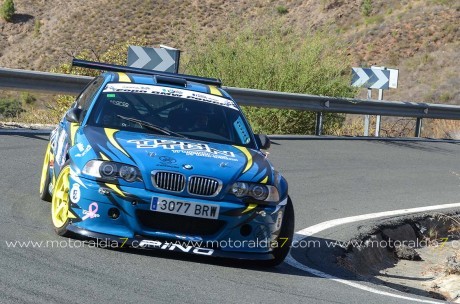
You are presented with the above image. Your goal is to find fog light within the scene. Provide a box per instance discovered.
[240,224,252,237]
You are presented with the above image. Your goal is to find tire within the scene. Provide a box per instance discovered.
[39,143,52,202]
[51,161,72,237]
[262,196,295,267]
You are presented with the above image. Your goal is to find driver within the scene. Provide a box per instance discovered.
[191,113,209,130]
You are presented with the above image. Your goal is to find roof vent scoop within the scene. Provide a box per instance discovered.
[155,75,187,87]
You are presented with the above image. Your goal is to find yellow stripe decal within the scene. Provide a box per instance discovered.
[118,72,131,83]
[209,85,222,96]
[70,123,79,146]
[100,152,110,161]
[242,203,257,214]
[105,183,125,197]
[234,146,252,173]
[260,176,268,184]
[104,128,130,157]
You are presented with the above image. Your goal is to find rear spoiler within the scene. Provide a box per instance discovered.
[72,58,222,87]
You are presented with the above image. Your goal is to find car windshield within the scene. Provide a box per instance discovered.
[87,83,255,147]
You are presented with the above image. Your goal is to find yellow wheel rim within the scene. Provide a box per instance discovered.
[51,166,70,228]
[39,143,51,194]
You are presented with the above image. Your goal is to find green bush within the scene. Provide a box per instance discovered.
[361,0,373,17]
[21,92,36,104]
[0,98,24,118]
[276,5,288,15]
[34,18,41,36]
[1,0,15,22]
[183,25,356,134]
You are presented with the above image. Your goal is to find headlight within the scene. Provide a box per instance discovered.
[250,184,269,201]
[230,182,249,197]
[83,160,142,183]
[229,182,279,203]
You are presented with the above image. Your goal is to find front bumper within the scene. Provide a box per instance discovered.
[67,175,286,257]
[67,226,275,260]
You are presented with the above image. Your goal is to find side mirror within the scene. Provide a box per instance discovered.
[256,134,271,150]
[65,108,82,123]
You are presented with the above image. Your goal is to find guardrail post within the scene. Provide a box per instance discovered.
[415,118,423,137]
[315,112,323,136]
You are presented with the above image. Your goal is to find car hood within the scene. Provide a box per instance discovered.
[80,127,274,191]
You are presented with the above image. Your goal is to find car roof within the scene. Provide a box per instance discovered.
[103,72,232,99]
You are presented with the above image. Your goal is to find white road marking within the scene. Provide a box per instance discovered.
[285,202,460,303]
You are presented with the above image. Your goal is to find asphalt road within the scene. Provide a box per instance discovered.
[1,131,459,304]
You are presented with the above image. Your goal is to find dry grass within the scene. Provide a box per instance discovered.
[334,115,460,139]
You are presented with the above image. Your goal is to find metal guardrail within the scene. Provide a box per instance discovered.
[1,67,460,137]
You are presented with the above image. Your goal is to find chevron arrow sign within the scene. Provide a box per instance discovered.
[351,67,390,89]
[127,46,179,73]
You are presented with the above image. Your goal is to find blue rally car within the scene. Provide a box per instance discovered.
[39,59,294,265]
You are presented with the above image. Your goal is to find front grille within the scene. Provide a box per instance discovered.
[152,171,185,192]
[136,210,225,236]
[188,176,221,196]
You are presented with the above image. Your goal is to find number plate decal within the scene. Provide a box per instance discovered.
[150,197,220,219]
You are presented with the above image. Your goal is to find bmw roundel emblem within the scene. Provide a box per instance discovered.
[183,164,193,170]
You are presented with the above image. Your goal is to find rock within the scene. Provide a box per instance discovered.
[446,255,460,275]
[395,245,422,261]
[447,131,460,140]
[383,224,418,243]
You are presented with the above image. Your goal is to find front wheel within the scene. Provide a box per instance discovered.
[263,196,295,267]
[51,162,72,237]
[39,143,52,202]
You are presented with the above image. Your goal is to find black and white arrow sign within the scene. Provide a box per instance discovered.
[127,46,179,73]
[351,67,390,89]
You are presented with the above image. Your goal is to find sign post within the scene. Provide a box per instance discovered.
[351,67,399,137]
[375,89,384,136]
[364,89,371,136]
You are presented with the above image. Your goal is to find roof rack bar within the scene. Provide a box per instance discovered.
[72,58,222,87]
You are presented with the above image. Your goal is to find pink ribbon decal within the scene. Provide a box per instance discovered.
[82,202,99,220]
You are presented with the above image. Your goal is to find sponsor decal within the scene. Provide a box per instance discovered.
[50,128,58,150]
[156,155,179,168]
[109,100,129,108]
[75,143,92,157]
[55,130,67,166]
[159,156,176,164]
[103,83,237,110]
[127,139,238,162]
[275,211,283,230]
[147,151,156,158]
[138,240,214,256]
[70,184,81,204]
[82,202,100,220]
[161,88,184,96]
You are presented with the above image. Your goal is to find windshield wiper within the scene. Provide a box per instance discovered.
[117,115,187,138]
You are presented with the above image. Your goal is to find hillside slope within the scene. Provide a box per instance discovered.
[0,0,458,104]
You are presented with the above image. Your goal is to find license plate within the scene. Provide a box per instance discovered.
[150,197,220,219]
